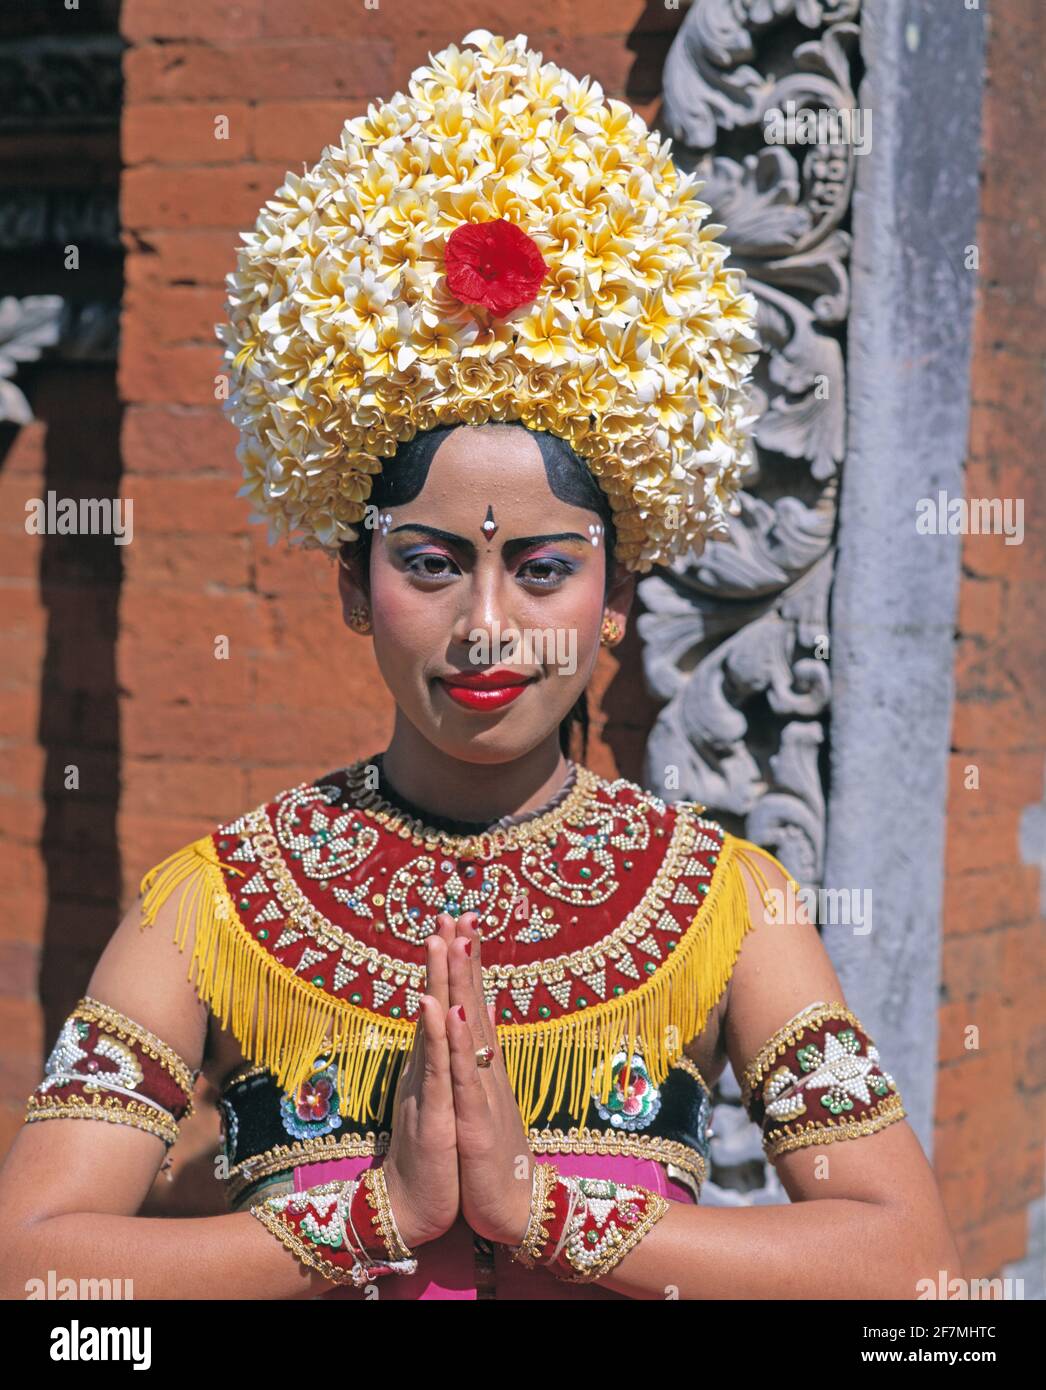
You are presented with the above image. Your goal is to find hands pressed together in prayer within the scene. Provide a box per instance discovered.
[380,911,535,1253]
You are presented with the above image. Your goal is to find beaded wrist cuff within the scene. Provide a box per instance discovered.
[741,1000,907,1161]
[508,1161,670,1284]
[24,995,197,1147]
[250,1166,418,1288]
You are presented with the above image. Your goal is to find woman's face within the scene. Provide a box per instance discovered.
[340,424,634,764]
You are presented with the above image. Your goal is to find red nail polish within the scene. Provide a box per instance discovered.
[457,1004,466,1022]
[464,940,472,957]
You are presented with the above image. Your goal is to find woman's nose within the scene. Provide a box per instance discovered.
[452,569,521,658]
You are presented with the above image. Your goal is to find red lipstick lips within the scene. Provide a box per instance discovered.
[438,668,536,711]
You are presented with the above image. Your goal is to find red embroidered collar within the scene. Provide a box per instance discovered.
[140,759,782,1126]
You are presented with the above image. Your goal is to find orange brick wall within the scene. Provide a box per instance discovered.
[937,0,1045,1280]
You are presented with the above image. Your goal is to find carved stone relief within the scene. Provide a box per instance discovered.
[0,296,118,424]
[0,35,123,129]
[639,0,863,1206]
[642,0,860,881]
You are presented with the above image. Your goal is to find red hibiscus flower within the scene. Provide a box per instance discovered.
[444,218,548,316]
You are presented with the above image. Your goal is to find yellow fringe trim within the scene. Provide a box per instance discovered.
[138,831,798,1128]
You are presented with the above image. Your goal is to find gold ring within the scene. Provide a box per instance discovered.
[475,1046,495,1069]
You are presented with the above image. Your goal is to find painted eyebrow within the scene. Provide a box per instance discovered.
[387,523,589,559]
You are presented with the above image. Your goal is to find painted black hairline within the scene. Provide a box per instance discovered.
[339,421,618,600]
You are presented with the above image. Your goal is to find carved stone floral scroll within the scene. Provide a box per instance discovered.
[639,0,863,1206]
[640,0,862,892]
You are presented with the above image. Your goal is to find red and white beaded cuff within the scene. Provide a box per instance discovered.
[24,995,197,1147]
[741,1000,907,1161]
[507,1161,670,1283]
[250,1165,418,1288]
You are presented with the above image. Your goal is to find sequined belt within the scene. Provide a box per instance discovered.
[218,1049,714,1207]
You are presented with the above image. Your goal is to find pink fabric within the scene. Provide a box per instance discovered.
[294,1152,696,1300]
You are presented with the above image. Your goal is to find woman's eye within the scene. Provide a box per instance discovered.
[406,553,458,579]
[519,559,573,587]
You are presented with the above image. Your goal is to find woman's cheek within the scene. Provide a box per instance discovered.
[369,582,433,697]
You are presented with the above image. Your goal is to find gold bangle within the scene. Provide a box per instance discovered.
[365,1165,415,1263]
[508,1160,560,1268]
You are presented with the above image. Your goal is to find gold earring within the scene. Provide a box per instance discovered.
[347,604,373,635]
[600,614,622,647]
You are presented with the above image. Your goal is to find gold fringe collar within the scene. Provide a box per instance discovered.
[138,830,794,1128]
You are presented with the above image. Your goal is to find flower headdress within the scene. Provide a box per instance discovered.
[218,29,760,574]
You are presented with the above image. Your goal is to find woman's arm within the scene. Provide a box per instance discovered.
[585,854,962,1300]
[0,891,335,1300]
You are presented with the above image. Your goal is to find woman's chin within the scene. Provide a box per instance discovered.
[415,710,544,764]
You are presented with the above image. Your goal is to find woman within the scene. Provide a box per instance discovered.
[0,30,959,1299]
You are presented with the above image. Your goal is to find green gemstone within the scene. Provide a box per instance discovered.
[390,1006,401,1018]
[350,992,362,1004]
[698,883,708,894]
[579,866,591,878]
[258,929,269,940]
[501,1008,512,1020]
[644,961,656,974]
[667,940,676,950]
[291,851,301,860]
[538,1005,551,1018]
[585,1230,598,1244]
[708,853,718,864]
[623,860,632,869]
[576,997,587,1008]
[311,975,325,987]
[612,985,624,996]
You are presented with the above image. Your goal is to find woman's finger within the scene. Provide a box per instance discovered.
[418,991,451,1092]
[446,921,496,1060]
[426,924,451,1014]
[445,1000,488,1126]
[452,913,496,1051]
[402,932,447,1089]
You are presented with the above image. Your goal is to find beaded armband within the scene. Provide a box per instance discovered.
[250,1164,418,1288]
[740,1000,906,1161]
[507,1161,670,1284]
[24,995,197,1147]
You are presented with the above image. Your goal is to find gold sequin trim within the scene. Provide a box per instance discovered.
[225,1130,392,1201]
[764,1091,907,1161]
[669,1053,712,1099]
[342,757,597,857]
[528,1125,706,1191]
[221,1061,270,1091]
[222,1122,706,1203]
[76,995,197,1104]
[740,1001,859,1113]
[24,1091,179,1146]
